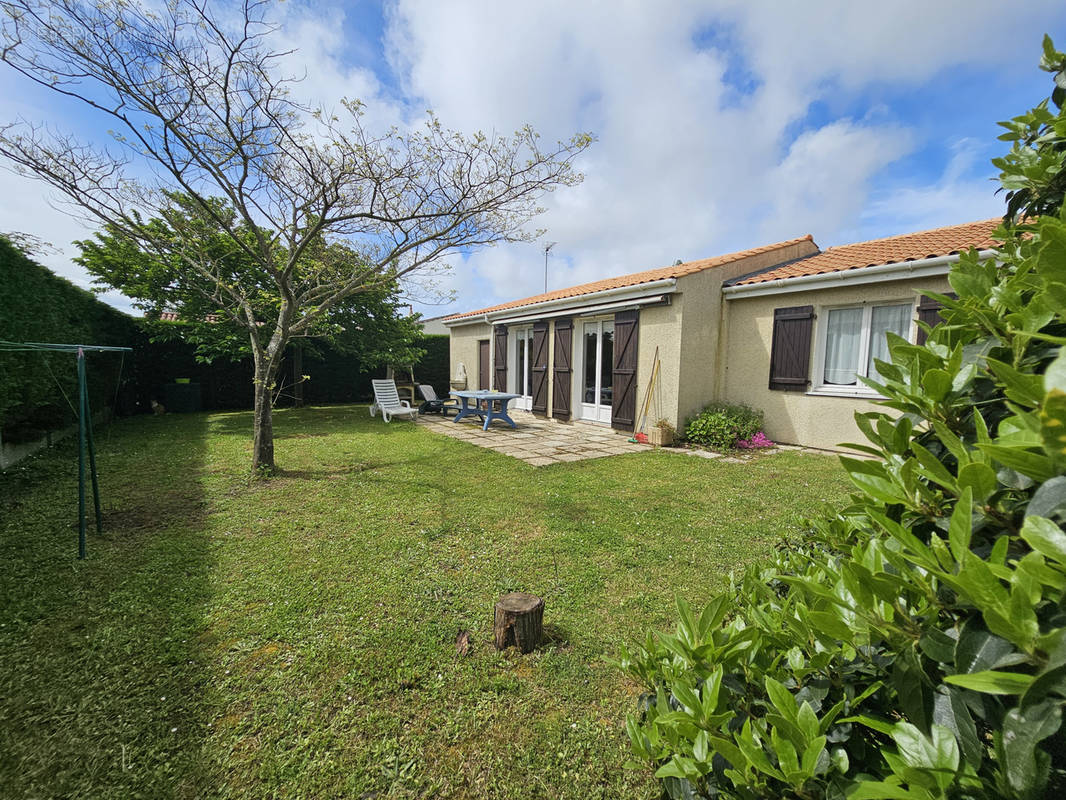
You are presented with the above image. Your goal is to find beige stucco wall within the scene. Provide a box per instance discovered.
[632,301,683,427]
[447,321,491,390]
[674,239,819,428]
[719,275,952,451]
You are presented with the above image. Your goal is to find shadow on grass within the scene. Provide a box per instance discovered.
[0,412,216,797]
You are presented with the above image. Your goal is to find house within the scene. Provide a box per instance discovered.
[442,219,1001,451]
[418,314,451,336]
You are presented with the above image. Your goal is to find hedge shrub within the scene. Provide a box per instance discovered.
[618,41,1066,800]
[619,208,1066,800]
[1,237,452,440]
[0,237,141,440]
[684,403,763,450]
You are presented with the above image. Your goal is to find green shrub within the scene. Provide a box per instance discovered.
[618,39,1066,800]
[684,403,763,449]
[619,212,1066,800]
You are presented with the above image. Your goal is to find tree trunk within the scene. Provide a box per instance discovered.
[252,358,276,473]
[493,593,544,653]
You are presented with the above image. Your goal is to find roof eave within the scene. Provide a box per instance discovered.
[442,278,679,327]
[721,249,998,299]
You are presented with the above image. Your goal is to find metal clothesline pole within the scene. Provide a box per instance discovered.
[0,340,132,559]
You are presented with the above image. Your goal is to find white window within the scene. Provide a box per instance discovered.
[813,302,913,395]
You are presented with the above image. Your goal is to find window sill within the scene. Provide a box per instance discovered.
[806,386,885,400]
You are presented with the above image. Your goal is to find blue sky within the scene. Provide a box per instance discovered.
[2,0,1065,317]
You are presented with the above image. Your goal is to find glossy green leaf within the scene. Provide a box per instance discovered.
[948,486,974,560]
[978,444,1057,482]
[919,628,957,664]
[986,357,1045,407]
[764,677,797,723]
[1028,476,1066,518]
[846,780,935,799]
[943,670,1034,694]
[932,685,983,769]
[1040,389,1066,460]
[893,722,959,790]
[1020,515,1066,564]
[922,368,952,401]
[957,463,998,504]
[893,648,932,733]
[998,701,1060,799]
[706,735,747,773]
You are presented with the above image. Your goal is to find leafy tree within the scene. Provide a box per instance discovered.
[0,0,591,472]
[74,195,426,383]
[619,37,1066,800]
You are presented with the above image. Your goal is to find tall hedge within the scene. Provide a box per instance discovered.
[0,237,141,441]
[1,238,454,440]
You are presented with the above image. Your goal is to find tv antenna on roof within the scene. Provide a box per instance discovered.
[543,241,557,293]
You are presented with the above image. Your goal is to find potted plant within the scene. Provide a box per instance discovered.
[648,418,675,447]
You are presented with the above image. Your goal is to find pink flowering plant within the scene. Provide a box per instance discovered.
[735,431,774,449]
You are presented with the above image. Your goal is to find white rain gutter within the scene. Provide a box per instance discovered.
[495,294,669,325]
[442,278,677,327]
[721,249,997,300]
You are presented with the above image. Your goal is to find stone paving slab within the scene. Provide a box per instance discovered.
[416,410,652,466]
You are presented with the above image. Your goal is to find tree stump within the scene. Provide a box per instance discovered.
[493,592,544,653]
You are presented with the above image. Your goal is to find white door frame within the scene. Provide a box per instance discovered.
[573,317,614,424]
[508,326,534,410]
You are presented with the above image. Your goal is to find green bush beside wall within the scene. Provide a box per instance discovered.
[0,237,141,441]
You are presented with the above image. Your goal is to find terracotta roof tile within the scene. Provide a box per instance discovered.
[444,235,815,321]
[733,219,1002,286]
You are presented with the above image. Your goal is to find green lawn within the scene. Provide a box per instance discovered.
[0,406,851,798]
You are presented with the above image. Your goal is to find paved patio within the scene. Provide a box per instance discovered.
[416,409,652,466]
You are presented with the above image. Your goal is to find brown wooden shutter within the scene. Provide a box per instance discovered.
[768,305,814,391]
[916,293,957,345]
[531,321,549,415]
[552,318,573,420]
[493,325,508,391]
[611,310,639,431]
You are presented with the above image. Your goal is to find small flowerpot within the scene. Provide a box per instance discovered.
[648,427,674,447]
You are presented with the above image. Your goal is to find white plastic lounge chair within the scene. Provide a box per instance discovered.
[369,379,418,422]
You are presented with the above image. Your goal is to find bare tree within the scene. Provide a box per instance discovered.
[0,0,591,472]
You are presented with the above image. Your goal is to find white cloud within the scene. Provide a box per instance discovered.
[1,0,1063,319]
[859,139,1005,237]
[385,0,1061,314]
[759,120,914,243]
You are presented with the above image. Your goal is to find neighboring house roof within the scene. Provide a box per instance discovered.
[731,219,1002,286]
[443,235,815,321]
[419,314,451,335]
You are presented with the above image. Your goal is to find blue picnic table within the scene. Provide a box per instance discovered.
[451,390,522,430]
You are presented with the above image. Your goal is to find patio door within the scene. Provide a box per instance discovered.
[578,319,614,423]
[511,327,535,410]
